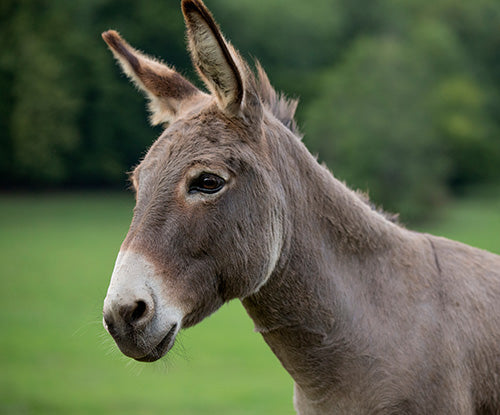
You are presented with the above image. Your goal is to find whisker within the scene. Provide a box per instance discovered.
[173,331,190,362]
[72,320,104,337]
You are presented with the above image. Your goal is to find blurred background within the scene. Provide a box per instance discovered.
[1,0,499,414]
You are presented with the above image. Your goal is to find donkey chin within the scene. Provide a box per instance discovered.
[102,251,184,362]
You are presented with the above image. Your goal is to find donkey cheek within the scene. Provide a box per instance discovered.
[178,276,225,328]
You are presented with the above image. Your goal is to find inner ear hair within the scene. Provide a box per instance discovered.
[102,30,201,126]
[182,0,243,114]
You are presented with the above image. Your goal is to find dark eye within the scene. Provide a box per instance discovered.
[188,173,226,194]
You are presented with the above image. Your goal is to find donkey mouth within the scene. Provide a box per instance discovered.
[135,323,179,362]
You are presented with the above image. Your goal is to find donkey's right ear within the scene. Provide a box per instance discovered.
[102,30,202,126]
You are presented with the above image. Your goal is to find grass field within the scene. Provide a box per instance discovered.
[1,190,499,415]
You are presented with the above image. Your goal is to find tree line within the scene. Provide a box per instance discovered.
[1,0,499,220]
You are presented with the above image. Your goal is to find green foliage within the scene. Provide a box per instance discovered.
[301,1,500,219]
[1,0,187,187]
[431,76,498,185]
[211,0,344,69]
[304,36,449,219]
[0,0,499,219]
[10,12,81,182]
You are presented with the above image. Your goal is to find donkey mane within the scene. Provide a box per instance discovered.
[252,63,399,223]
[255,62,301,136]
[354,189,400,224]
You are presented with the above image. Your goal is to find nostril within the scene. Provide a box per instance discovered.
[114,298,153,327]
[131,300,147,322]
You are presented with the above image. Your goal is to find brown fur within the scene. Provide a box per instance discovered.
[103,1,500,413]
[102,30,202,126]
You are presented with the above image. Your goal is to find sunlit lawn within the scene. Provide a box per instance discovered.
[1,189,499,414]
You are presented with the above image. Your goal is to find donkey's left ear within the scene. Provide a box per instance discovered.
[182,0,259,119]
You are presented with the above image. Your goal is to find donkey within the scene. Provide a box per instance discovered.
[102,1,500,413]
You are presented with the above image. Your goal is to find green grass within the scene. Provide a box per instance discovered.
[0,189,499,414]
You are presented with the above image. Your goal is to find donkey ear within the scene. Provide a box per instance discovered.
[181,0,244,116]
[102,30,202,126]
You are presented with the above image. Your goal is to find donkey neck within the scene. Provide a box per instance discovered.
[242,122,404,401]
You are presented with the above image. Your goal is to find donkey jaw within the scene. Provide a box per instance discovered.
[103,315,181,362]
[132,322,180,362]
[103,251,185,361]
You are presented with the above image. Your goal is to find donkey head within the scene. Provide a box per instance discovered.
[102,0,288,362]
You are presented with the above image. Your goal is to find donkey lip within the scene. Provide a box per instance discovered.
[135,323,178,362]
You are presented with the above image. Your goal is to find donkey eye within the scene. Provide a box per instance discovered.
[188,173,225,194]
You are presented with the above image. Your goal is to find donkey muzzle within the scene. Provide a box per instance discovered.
[103,250,183,361]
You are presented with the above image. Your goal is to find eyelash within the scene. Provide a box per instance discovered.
[188,173,226,194]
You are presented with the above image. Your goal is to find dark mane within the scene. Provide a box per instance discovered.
[255,62,301,137]
[253,62,399,224]
[354,189,400,224]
